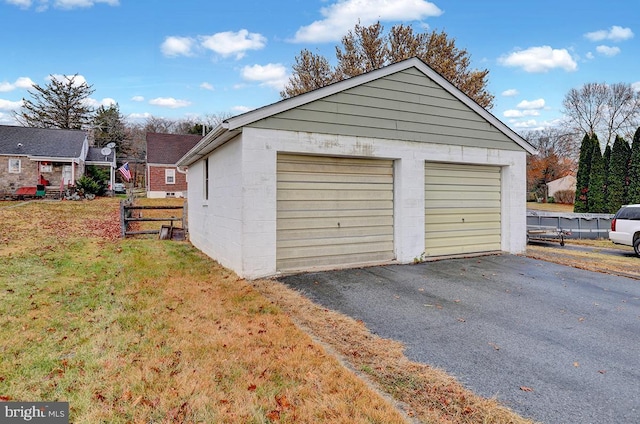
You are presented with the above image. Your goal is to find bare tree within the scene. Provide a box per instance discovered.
[14,74,94,129]
[562,82,640,145]
[282,22,494,109]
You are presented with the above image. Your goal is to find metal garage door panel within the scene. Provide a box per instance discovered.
[277,154,394,272]
[425,162,501,256]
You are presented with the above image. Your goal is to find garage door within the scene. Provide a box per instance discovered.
[277,154,394,272]
[424,162,501,256]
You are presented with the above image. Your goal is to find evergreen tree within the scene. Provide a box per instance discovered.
[93,104,126,149]
[627,127,640,204]
[574,133,594,212]
[607,135,631,213]
[588,138,606,212]
[14,74,94,129]
[603,143,612,208]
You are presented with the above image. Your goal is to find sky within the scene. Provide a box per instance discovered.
[1,0,638,134]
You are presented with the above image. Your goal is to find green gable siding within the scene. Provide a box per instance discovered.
[248,67,523,151]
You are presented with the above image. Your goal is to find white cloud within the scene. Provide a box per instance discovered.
[232,105,253,114]
[54,0,118,8]
[503,109,540,118]
[5,0,31,8]
[595,45,621,57]
[200,29,266,59]
[632,82,640,92]
[131,95,144,102]
[517,98,545,110]
[498,46,577,73]
[6,0,119,10]
[200,82,214,91]
[501,88,519,97]
[0,98,24,110]
[511,119,541,129]
[149,97,191,108]
[0,77,34,92]
[161,36,196,57]
[585,52,595,60]
[241,63,289,90]
[48,74,89,86]
[584,25,634,42]
[292,0,442,43]
[83,97,116,108]
[127,112,152,120]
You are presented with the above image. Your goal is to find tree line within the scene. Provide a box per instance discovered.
[13,74,228,162]
[573,128,640,214]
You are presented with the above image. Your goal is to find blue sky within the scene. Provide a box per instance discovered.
[1,0,638,134]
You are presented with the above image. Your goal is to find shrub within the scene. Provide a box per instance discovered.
[554,190,575,204]
[75,175,101,196]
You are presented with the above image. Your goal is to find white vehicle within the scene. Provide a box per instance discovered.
[113,182,126,194]
[609,204,640,256]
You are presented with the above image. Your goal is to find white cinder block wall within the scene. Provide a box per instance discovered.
[188,127,528,279]
[188,137,244,274]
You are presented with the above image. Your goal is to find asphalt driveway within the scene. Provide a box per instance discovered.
[278,254,640,424]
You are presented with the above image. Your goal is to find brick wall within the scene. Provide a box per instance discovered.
[148,165,187,192]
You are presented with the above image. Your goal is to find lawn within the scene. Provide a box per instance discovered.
[0,198,535,423]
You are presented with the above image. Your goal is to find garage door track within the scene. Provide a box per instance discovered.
[278,254,640,424]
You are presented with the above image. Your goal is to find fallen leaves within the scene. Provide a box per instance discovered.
[519,386,534,392]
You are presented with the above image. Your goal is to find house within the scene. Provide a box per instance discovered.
[547,175,576,199]
[177,57,537,279]
[145,132,202,198]
[0,125,90,193]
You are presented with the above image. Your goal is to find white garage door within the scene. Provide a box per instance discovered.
[425,162,501,256]
[277,154,394,272]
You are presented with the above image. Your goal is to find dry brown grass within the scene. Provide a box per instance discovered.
[253,280,535,424]
[0,198,408,423]
[526,202,574,213]
[526,242,640,279]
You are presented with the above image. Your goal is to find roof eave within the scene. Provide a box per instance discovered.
[177,123,239,167]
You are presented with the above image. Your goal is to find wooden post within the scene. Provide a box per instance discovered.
[119,200,126,238]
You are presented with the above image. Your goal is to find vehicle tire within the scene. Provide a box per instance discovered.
[634,238,640,257]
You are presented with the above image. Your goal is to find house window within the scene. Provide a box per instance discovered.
[40,162,53,172]
[165,169,176,184]
[8,159,21,173]
[204,158,209,201]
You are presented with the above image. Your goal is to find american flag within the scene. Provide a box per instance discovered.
[118,162,132,182]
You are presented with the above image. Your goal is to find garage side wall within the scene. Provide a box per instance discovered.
[187,136,244,274]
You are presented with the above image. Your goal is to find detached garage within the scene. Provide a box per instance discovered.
[178,57,536,279]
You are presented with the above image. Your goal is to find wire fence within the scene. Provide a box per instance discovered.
[527,210,614,240]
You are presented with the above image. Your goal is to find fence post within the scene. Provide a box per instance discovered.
[120,200,126,238]
[182,199,188,234]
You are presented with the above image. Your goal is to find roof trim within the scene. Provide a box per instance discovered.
[177,57,537,165]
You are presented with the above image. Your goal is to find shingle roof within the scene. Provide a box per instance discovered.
[0,125,87,158]
[146,132,202,165]
[86,146,115,163]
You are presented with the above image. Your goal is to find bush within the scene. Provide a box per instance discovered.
[75,175,101,196]
[554,190,575,204]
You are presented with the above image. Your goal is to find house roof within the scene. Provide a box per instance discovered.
[178,57,537,166]
[0,125,87,159]
[86,146,115,164]
[146,132,203,165]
